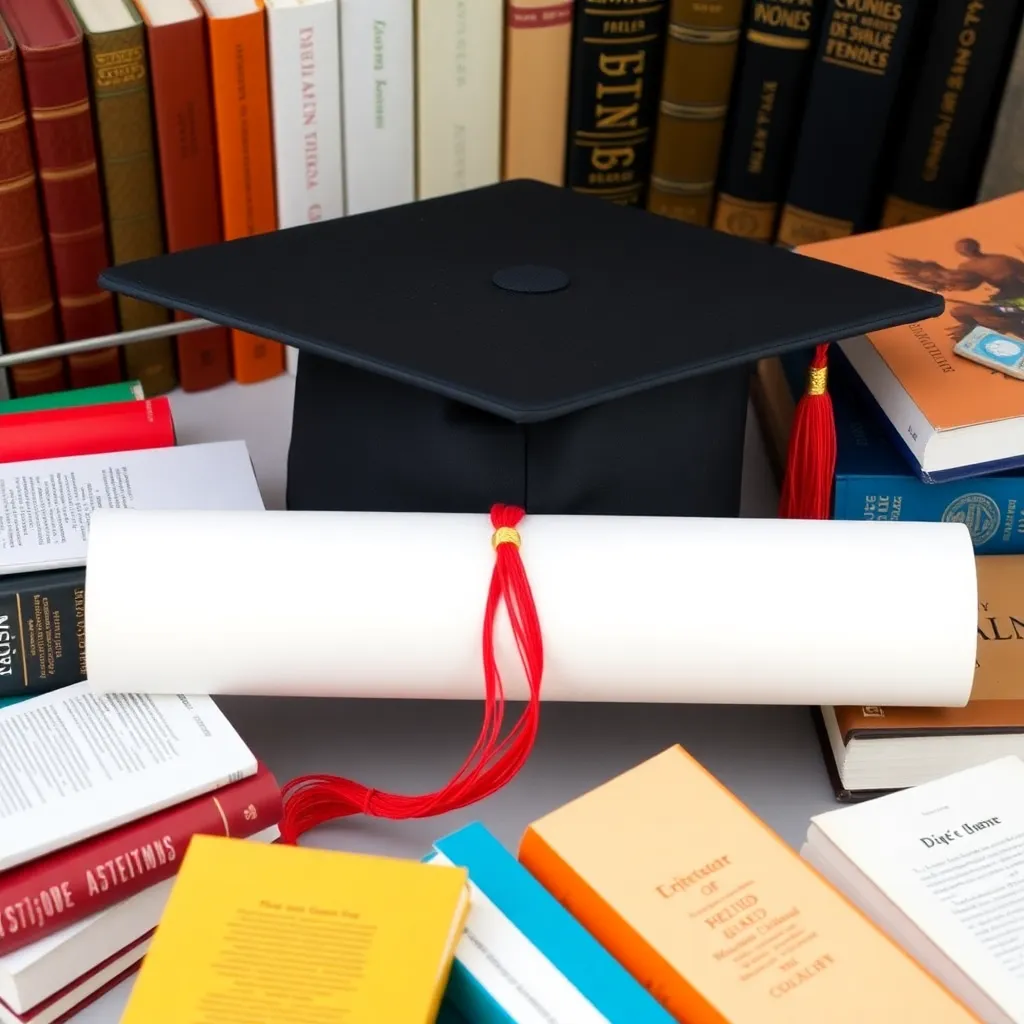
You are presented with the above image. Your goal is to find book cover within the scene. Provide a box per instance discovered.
[977,22,1024,202]
[0,378,141,415]
[118,837,470,1024]
[519,745,981,1022]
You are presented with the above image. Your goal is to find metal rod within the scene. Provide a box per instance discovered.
[0,317,216,369]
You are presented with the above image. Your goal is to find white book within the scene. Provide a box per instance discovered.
[0,825,279,1020]
[802,756,1024,1024]
[340,0,415,215]
[0,684,258,873]
[416,0,504,200]
[0,439,264,575]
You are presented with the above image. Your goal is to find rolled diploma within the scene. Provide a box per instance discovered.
[84,510,978,706]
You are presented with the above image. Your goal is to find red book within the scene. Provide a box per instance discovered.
[0,0,122,390]
[0,397,175,463]
[0,764,281,956]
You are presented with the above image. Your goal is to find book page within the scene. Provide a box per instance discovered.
[811,755,1024,1020]
[0,684,257,873]
[0,440,264,575]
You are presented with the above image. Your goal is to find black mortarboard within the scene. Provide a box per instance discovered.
[98,180,942,519]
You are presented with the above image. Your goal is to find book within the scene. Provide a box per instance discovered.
[502,0,574,187]
[800,192,1024,481]
[802,756,1024,1023]
[0,825,280,1024]
[977,21,1024,202]
[519,745,981,1021]
[71,0,176,396]
[0,19,64,399]
[0,683,257,872]
[646,0,744,227]
[118,836,471,1023]
[0,439,265,575]
[0,764,280,955]
[132,0,233,393]
[339,0,415,215]
[0,396,175,464]
[0,0,122,389]
[0,379,141,415]
[564,0,668,205]
[427,821,676,1023]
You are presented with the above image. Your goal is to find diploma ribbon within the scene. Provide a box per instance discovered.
[278,504,544,843]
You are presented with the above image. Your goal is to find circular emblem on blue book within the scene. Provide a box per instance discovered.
[942,493,1001,545]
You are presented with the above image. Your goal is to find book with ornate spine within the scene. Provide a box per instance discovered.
[502,0,575,186]
[878,0,1024,228]
[0,20,65,398]
[975,16,1024,202]
[0,0,122,389]
[776,0,925,247]
[646,0,743,226]
[71,0,176,396]
[564,0,669,205]
[712,0,824,242]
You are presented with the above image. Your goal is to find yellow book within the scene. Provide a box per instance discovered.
[519,745,981,1024]
[119,835,470,1024]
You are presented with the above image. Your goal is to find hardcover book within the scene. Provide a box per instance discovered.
[977,21,1024,202]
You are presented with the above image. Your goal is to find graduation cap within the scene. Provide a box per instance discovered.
[99,180,942,521]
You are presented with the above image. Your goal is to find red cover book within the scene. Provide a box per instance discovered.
[0,0,122,390]
[0,396,175,462]
[0,19,65,399]
[135,0,232,392]
[0,764,281,955]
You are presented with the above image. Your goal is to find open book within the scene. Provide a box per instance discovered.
[802,756,1024,1023]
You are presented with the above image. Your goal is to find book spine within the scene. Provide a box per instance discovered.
[0,567,86,697]
[415,0,505,200]
[83,20,176,396]
[144,18,232,393]
[776,0,924,247]
[0,378,141,414]
[0,766,282,955]
[976,23,1024,202]
[0,31,66,398]
[339,0,415,215]
[207,8,285,384]
[647,0,744,226]
[14,1,122,388]
[879,0,1024,227]
[564,0,669,205]
[712,0,824,241]
[502,0,575,186]
[267,0,344,229]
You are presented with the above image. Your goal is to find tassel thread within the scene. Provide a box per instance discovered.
[278,504,544,845]
[778,342,837,521]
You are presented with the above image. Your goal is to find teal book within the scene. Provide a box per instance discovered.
[0,379,142,416]
[426,822,675,1024]
[0,696,26,710]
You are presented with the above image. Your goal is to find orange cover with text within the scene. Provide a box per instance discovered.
[200,0,283,384]
[519,746,980,1023]
[799,193,1024,432]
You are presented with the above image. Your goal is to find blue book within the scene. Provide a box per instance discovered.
[781,350,1024,552]
[0,696,27,711]
[426,822,674,1024]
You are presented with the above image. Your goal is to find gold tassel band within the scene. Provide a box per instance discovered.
[492,526,522,550]
[806,365,828,396]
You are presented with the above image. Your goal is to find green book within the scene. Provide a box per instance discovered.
[0,379,143,416]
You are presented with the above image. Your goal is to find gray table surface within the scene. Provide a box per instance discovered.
[72,373,841,1022]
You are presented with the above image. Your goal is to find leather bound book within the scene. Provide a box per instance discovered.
[71,0,177,396]
[0,0,122,389]
[0,19,65,397]
[133,0,231,393]
[647,0,744,227]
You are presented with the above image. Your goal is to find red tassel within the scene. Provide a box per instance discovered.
[778,342,837,520]
[278,504,544,845]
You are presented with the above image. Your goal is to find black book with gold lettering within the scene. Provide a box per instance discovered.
[878,0,1024,228]
[775,0,927,247]
[563,0,670,206]
[713,0,825,243]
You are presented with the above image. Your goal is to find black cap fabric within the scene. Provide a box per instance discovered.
[99,180,942,516]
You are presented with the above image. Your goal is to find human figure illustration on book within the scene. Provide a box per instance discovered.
[887,238,1024,342]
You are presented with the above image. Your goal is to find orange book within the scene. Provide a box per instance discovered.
[198,0,283,384]
[519,745,981,1023]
